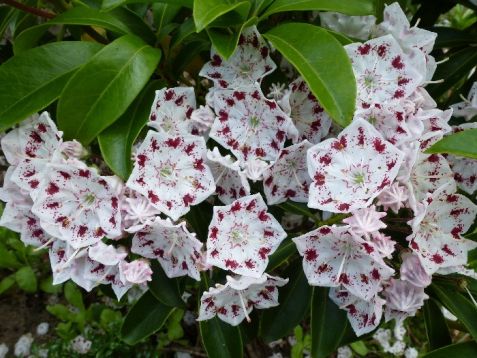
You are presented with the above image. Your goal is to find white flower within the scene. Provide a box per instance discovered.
[36,322,49,336]
[320,12,376,40]
[198,274,288,326]
[71,335,92,355]
[14,333,33,357]
[451,82,477,121]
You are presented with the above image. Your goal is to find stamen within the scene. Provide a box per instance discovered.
[238,291,251,323]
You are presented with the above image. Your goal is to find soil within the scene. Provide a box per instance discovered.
[0,291,56,350]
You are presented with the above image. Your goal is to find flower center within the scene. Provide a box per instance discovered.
[160,166,173,178]
[353,172,366,185]
[82,193,96,207]
[249,116,260,128]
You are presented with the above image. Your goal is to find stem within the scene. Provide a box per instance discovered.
[0,0,55,18]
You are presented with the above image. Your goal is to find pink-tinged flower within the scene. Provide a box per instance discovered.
[206,194,287,278]
[320,12,376,41]
[371,232,396,259]
[242,158,271,182]
[451,82,477,121]
[407,185,477,274]
[383,278,428,323]
[263,141,312,205]
[345,35,422,110]
[343,206,387,239]
[446,123,477,194]
[330,288,385,336]
[88,241,127,266]
[210,87,296,163]
[49,240,80,285]
[405,153,456,211]
[413,108,452,150]
[376,182,409,213]
[307,118,404,213]
[119,259,153,284]
[190,105,215,134]
[126,131,215,221]
[148,87,196,135]
[293,225,394,301]
[197,274,288,326]
[121,189,162,233]
[131,218,203,281]
[1,112,61,166]
[378,3,437,55]
[286,78,332,144]
[400,252,431,288]
[206,148,250,204]
[31,164,122,249]
[199,26,276,89]
[60,140,86,159]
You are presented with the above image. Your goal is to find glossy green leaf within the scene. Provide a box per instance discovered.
[0,41,102,132]
[148,261,185,308]
[278,201,318,222]
[260,0,375,19]
[105,0,193,9]
[267,239,297,271]
[170,17,197,49]
[429,47,477,100]
[15,266,37,293]
[425,129,477,159]
[57,35,161,145]
[121,290,175,345]
[264,23,356,127]
[0,242,22,269]
[430,282,477,341]
[207,27,242,59]
[64,282,85,311]
[153,2,182,39]
[199,273,243,358]
[432,27,477,49]
[14,6,155,53]
[0,274,16,295]
[259,265,312,342]
[193,0,251,32]
[423,342,477,358]
[423,299,452,350]
[98,80,163,179]
[311,287,349,358]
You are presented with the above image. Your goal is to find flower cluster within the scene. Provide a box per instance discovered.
[1,2,476,336]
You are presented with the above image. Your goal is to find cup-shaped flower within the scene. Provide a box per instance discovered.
[263,140,312,205]
[198,274,288,326]
[31,164,122,249]
[345,35,422,110]
[407,185,477,274]
[330,287,385,336]
[210,87,296,164]
[206,194,287,278]
[126,130,216,221]
[132,218,203,281]
[206,148,250,204]
[293,225,394,301]
[307,118,403,213]
[199,26,276,89]
[148,87,197,135]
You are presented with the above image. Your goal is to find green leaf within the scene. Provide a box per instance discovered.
[14,6,155,53]
[40,277,63,294]
[121,290,175,345]
[57,34,161,145]
[430,282,477,341]
[432,27,477,49]
[170,17,197,49]
[0,242,22,269]
[0,274,16,295]
[64,282,85,311]
[199,315,243,358]
[267,239,297,271]
[311,287,349,358]
[259,265,312,342]
[429,47,477,100]
[207,27,242,60]
[423,299,452,350]
[152,2,182,39]
[423,342,477,358]
[98,80,163,179]
[260,0,375,19]
[102,0,193,11]
[47,304,73,321]
[193,0,251,32]
[264,23,356,127]
[425,129,477,159]
[148,261,185,308]
[15,266,37,293]
[0,41,102,132]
